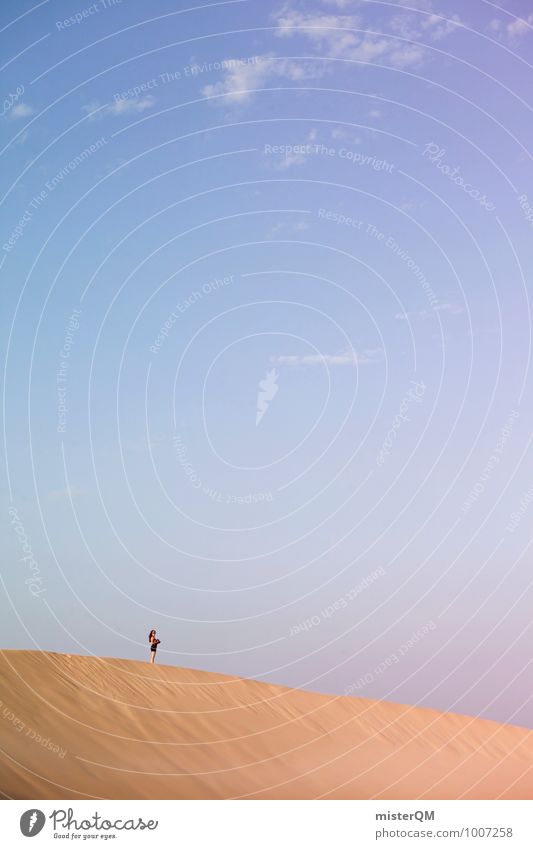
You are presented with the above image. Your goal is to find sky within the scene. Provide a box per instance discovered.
[1,0,533,728]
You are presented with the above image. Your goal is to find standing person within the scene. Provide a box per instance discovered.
[148,629,160,663]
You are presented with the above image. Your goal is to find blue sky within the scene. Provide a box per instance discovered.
[2,0,533,727]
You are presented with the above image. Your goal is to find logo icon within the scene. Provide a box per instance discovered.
[20,809,46,837]
[256,368,279,426]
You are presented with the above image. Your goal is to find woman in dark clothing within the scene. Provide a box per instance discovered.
[148,629,160,663]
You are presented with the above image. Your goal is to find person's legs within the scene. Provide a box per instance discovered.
[150,650,155,664]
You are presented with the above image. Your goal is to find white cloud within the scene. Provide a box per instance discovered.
[109,96,155,114]
[420,12,463,40]
[10,103,34,119]
[279,151,308,169]
[81,96,155,120]
[399,197,421,211]
[268,217,310,236]
[487,13,533,42]
[271,347,383,366]
[389,9,462,42]
[201,2,461,110]
[273,3,460,68]
[320,0,356,7]
[202,55,324,104]
[331,125,362,143]
[506,13,533,40]
[274,8,413,66]
[268,128,318,170]
[275,8,361,43]
[81,100,106,120]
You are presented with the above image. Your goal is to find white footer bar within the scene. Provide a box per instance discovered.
[2,800,533,848]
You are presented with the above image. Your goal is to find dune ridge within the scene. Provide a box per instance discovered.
[1,650,532,799]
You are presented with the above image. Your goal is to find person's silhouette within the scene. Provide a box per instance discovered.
[148,629,160,663]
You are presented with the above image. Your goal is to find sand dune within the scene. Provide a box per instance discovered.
[1,650,532,799]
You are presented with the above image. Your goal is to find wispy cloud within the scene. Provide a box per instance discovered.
[266,128,318,170]
[267,218,310,237]
[275,8,419,68]
[202,55,324,104]
[10,103,34,119]
[82,96,156,120]
[275,7,362,45]
[487,14,533,42]
[271,347,383,366]
[109,96,155,114]
[389,10,463,42]
[321,0,355,7]
[274,2,462,68]
[331,125,362,144]
[278,150,308,169]
[201,2,462,108]
[506,14,533,41]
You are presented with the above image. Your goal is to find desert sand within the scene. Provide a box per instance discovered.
[1,650,532,799]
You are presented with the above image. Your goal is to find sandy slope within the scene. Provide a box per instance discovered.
[1,650,532,799]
